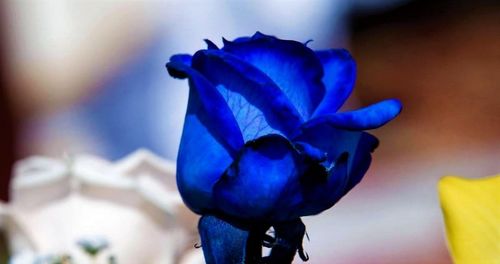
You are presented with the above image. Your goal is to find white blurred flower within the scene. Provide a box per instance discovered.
[1,149,204,264]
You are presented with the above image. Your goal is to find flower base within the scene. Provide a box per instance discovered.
[198,215,307,264]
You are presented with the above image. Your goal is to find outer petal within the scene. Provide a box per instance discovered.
[343,132,379,193]
[166,60,244,155]
[297,152,349,216]
[166,60,243,213]
[170,54,192,66]
[302,99,402,131]
[222,32,325,119]
[192,49,303,141]
[213,134,306,222]
[292,122,379,215]
[312,49,356,117]
[213,131,375,221]
[293,123,362,168]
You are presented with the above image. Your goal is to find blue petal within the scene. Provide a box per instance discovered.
[222,32,325,119]
[176,107,233,213]
[292,125,379,215]
[294,142,327,162]
[293,123,362,177]
[166,61,244,213]
[213,134,305,222]
[312,49,356,117]
[166,61,244,154]
[169,54,192,68]
[302,99,402,131]
[293,123,362,181]
[343,133,378,194]
[191,49,304,141]
[297,152,350,216]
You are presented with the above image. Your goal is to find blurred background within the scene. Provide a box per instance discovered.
[1,0,499,263]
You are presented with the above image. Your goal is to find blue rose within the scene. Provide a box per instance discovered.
[167,32,401,263]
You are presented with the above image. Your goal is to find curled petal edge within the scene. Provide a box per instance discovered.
[312,49,356,117]
[302,99,402,131]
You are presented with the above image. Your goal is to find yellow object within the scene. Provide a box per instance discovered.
[438,174,500,264]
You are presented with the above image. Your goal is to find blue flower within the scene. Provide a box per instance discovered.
[167,32,401,263]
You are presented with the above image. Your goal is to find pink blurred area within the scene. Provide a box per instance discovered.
[1,0,499,263]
